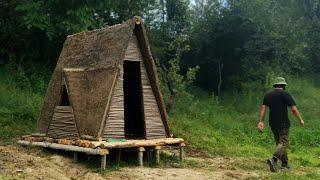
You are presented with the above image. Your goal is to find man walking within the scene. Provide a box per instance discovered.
[257,77,304,172]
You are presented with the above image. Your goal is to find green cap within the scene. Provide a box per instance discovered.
[273,77,287,85]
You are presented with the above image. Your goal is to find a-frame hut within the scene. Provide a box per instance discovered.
[36,16,172,141]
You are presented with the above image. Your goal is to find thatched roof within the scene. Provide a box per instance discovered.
[37,16,171,139]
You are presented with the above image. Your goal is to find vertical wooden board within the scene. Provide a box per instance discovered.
[124,34,143,61]
[47,106,78,139]
[103,66,125,139]
[140,63,166,139]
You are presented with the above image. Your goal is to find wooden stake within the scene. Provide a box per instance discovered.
[73,152,79,163]
[116,149,121,163]
[146,147,152,165]
[101,155,107,170]
[154,146,161,165]
[179,143,186,162]
[138,147,145,167]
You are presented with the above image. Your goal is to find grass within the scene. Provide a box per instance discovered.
[0,67,43,144]
[169,76,320,177]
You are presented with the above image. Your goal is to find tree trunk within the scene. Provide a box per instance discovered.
[217,59,223,96]
[161,64,175,112]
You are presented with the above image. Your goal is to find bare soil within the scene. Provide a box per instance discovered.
[0,145,273,180]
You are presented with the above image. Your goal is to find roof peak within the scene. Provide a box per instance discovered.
[67,16,143,38]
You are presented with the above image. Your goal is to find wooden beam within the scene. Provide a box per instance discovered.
[18,140,109,155]
[96,138,184,149]
[81,135,101,141]
[20,137,184,151]
[31,133,46,137]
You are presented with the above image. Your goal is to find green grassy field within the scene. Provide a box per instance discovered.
[0,68,43,144]
[0,69,319,178]
[170,76,320,178]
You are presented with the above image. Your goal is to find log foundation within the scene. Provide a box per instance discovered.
[18,137,185,170]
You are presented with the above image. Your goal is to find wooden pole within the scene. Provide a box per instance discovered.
[138,147,145,167]
[146,147,152,165]
[73,152,79,163]
[18,140,109,155]
[154,146,161,165]
[179,143,186,162]
[101,155,107,170]
[116,149,121,163]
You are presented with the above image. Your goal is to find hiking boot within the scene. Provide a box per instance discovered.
[280,162,290,169]
[267,158,277,172]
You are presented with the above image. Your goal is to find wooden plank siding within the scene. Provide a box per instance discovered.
[140,63,167,139]
[47,106,78,139]
[103,33,166,140]
[103,66,125,139]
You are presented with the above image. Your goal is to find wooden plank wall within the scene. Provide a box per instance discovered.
[103,67,125,139]
[140,63,166,139]
[125,33,166,139]
[47,106,78,139]
[103,33,166,140]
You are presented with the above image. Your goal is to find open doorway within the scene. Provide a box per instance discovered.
[123,60,145,139]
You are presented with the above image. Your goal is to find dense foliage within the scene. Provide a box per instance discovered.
[2,0,320,93]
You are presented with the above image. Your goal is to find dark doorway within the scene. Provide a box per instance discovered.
[123,60,145,139]
[59,85,70,106]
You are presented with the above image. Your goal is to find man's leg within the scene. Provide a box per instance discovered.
[272,128,280,160]
[273,128,290,167]
[271,128,280,146]
[267,128,280,172]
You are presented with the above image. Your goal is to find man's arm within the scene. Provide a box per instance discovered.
[257,105,267,131]
[291,106,304,125]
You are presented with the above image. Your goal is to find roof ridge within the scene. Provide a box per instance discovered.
[66,23,123,38]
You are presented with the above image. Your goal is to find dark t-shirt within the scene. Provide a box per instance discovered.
[262,89,296,128]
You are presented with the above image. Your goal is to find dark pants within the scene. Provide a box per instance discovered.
[271,127,289,163]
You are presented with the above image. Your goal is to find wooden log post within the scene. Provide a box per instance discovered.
[116,149,121,163]
[137,147,145,167]
[179,143,186,162]
[101,154,107,170]
[146,147,152,165]
[154,146,161,165]
[73,152,79,163]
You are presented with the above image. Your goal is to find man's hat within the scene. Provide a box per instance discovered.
[273,77,287,85]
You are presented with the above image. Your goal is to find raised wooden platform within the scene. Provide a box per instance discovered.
[18,136,185,170]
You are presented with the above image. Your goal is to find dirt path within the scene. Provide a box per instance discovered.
[0,145,266,180]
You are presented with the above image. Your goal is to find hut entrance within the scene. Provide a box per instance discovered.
[123,60,145,139]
